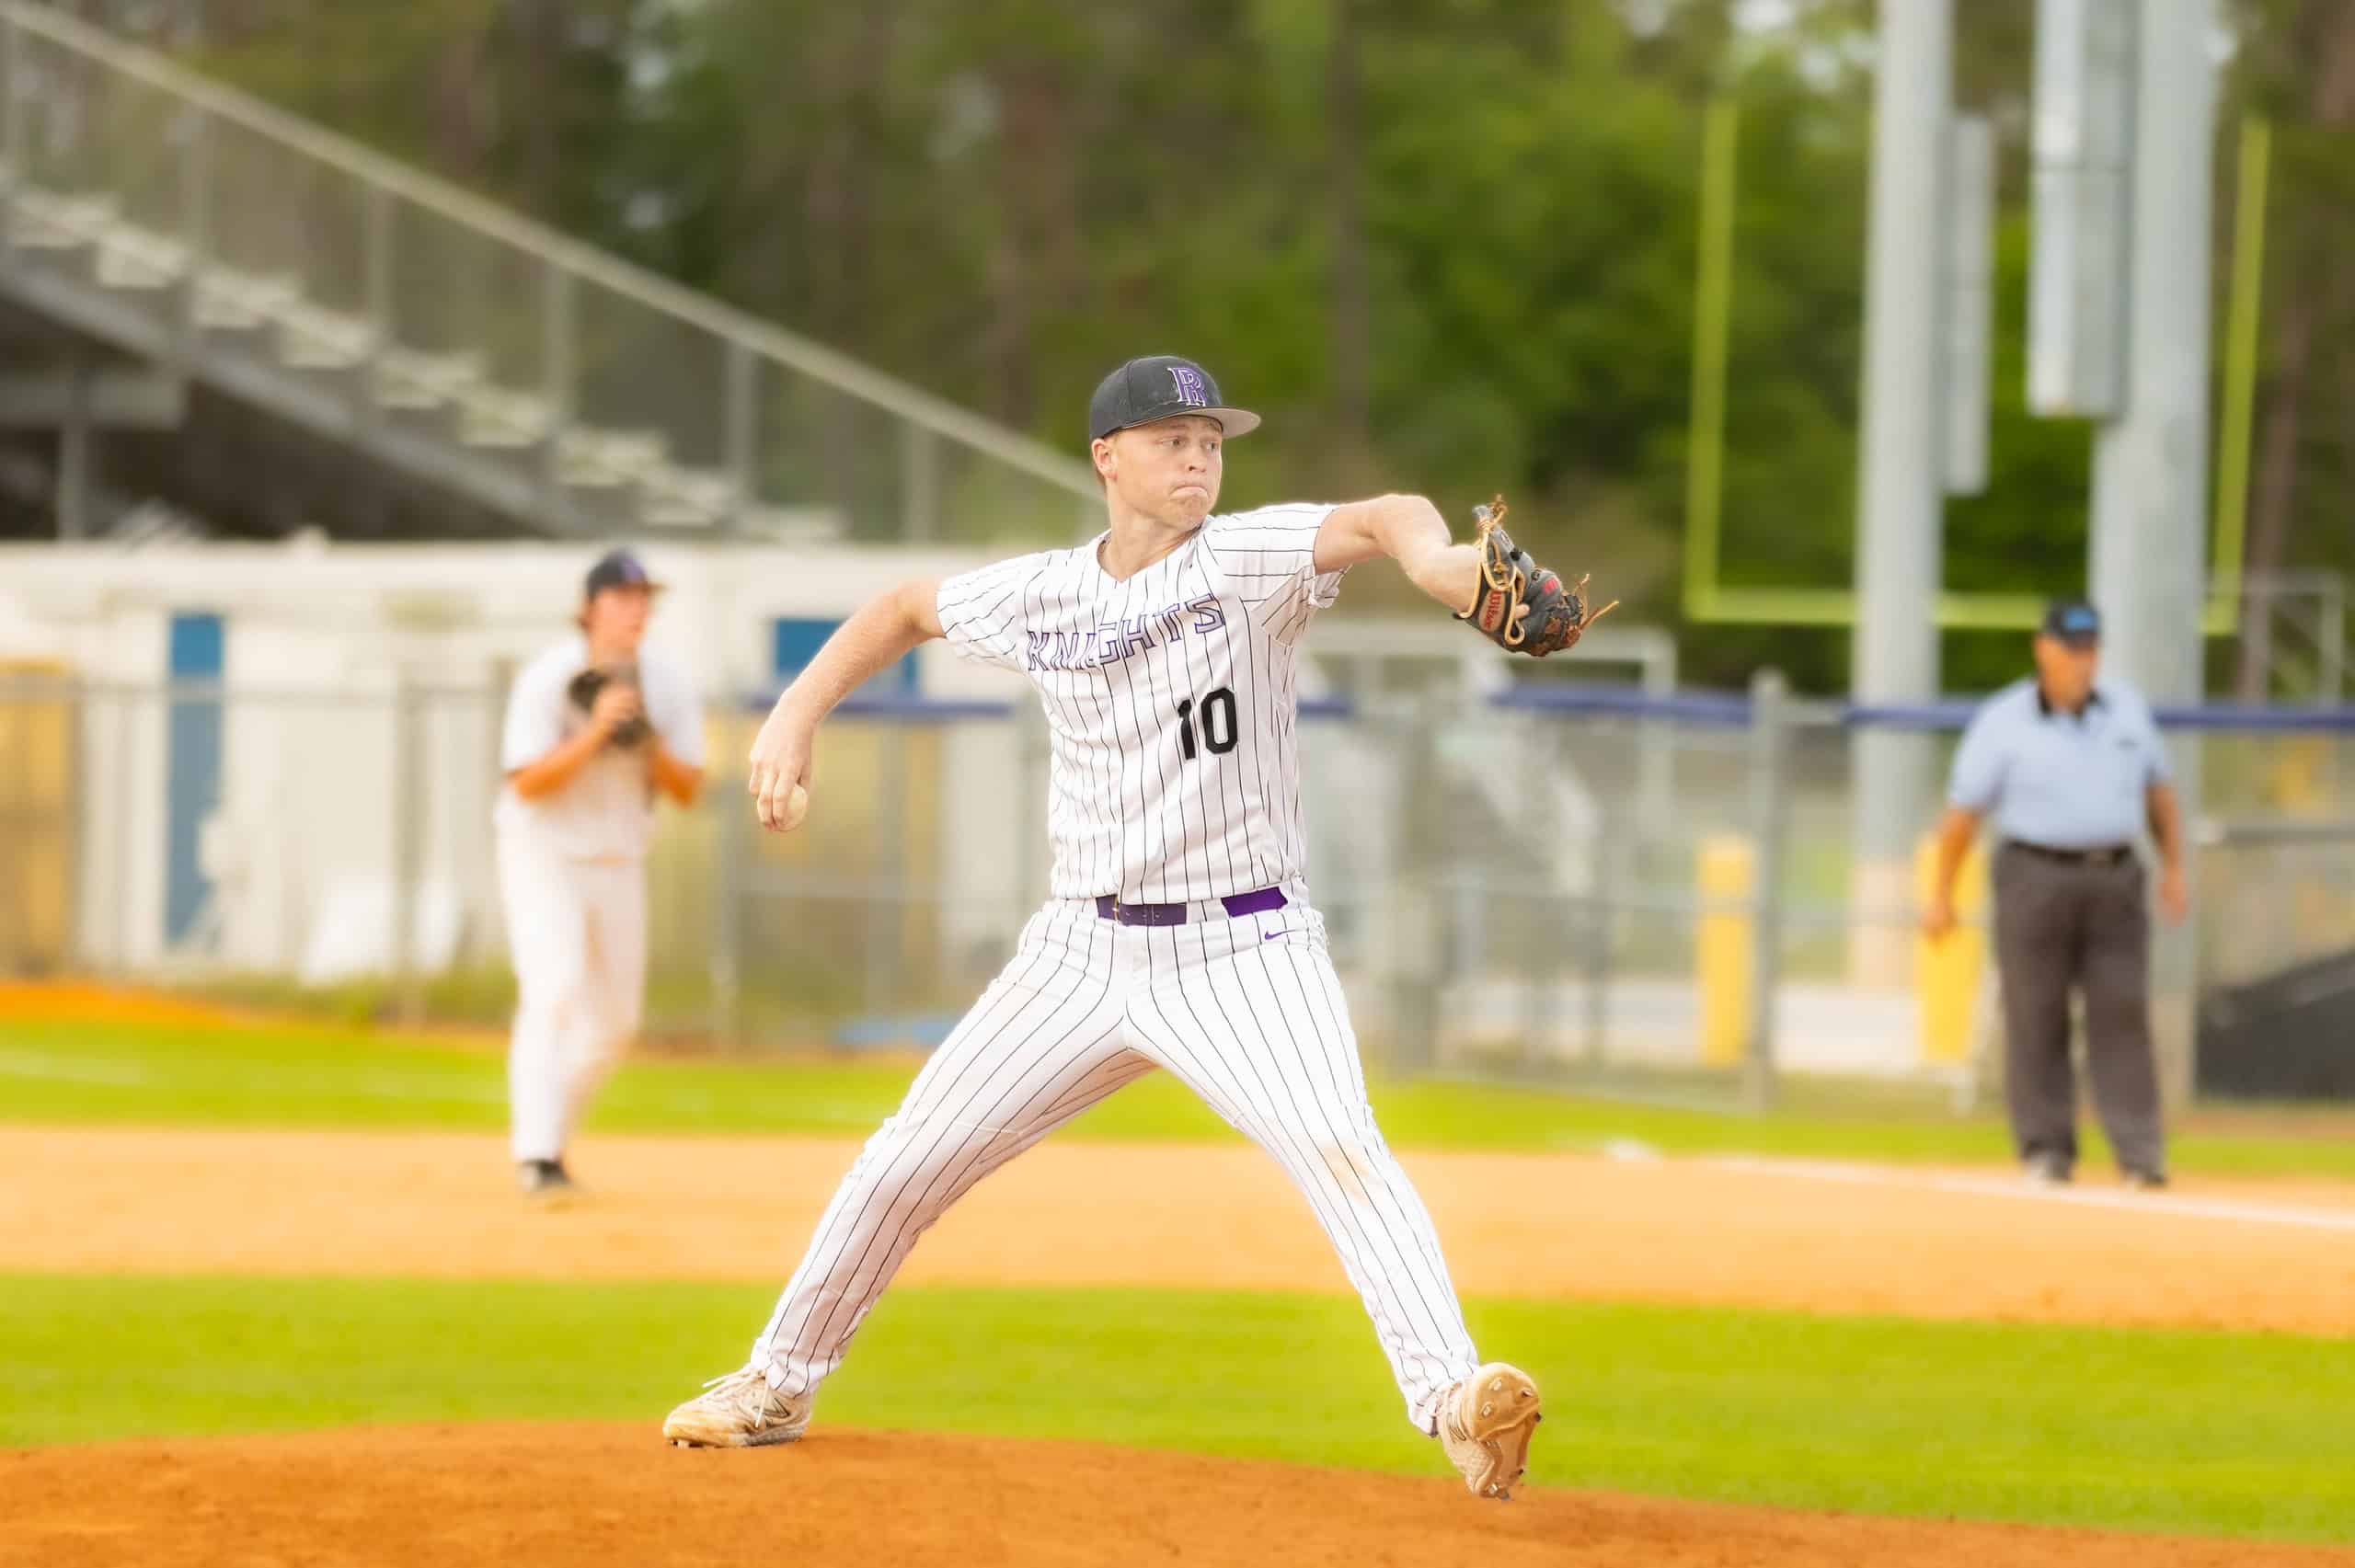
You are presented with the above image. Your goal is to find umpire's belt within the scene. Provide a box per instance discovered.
[2004,840,2135,867]
[1095,887,1288,926]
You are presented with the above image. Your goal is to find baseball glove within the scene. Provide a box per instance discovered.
[567,663,651,748]
[1454,496,1616,657]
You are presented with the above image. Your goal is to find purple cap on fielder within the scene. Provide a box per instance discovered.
[1087,355,1261,444]
[583,548,661,601]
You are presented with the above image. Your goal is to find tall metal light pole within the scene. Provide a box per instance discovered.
[1849,0,1953,984]
[2089,0,2216,1102]
[2026,0,2218,1096]
[2088,2,2214,708]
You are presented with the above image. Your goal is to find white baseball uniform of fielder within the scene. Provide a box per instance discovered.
[496,635,704,1163]
[744,503,1482,1431]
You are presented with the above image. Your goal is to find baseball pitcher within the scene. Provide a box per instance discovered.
[663,358,1610,1498]
[497,549,706,1196]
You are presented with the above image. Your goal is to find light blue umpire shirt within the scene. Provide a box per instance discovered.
[1946,677,2170,851]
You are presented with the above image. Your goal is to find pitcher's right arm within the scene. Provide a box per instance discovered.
[749,578,944,830]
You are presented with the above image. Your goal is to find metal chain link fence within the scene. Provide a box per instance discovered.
[5,669,2351,1106]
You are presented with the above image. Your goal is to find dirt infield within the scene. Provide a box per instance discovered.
[3,1125,2350,1332]
[8,1125,2351,1564]
[6,1423,2349,1568]
[0,980,238,1028]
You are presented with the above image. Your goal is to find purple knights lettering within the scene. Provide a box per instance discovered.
[1024,600,1226,672]
[1168,365,1210,407]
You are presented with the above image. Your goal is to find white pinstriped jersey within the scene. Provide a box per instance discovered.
[936,503,1342,903]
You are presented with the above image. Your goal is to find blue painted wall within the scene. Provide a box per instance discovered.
[165,612,224,946]
[772,617,918,693]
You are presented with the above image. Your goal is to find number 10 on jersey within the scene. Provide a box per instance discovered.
[1175,687,1238,761]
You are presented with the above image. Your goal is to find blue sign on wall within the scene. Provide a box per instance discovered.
[165,612,224,946]
[771,617,918,693]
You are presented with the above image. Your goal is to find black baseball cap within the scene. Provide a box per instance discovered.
[583,548,661,600]
[1087,355,1260,444]
[2040,599,2101,647]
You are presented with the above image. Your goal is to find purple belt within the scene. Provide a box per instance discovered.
[1095,887,1287,927]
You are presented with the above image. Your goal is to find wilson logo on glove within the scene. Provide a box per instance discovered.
[1453,496,1616,658]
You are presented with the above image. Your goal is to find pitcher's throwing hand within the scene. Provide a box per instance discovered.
[746,707,811,832]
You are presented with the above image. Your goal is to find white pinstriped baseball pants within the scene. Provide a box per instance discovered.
[747,891,1481,1431]
[499,837,646,1164]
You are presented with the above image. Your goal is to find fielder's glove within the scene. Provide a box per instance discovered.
[567,664,651,748]
[1454,496,1616,657]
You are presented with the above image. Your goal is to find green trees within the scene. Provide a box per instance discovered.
[176,1,2353,693]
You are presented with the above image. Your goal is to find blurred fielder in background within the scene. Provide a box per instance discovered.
[496,549,706,1196]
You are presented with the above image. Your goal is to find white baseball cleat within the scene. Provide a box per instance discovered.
[662,1365,812,1448]
[1437,1363,1543,1500]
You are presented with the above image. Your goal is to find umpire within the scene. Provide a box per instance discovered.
[1923,600,2189,1188]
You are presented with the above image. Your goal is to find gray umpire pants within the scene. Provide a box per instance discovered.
[1990,841,2165,1175]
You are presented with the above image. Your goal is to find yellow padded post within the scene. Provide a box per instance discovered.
[1915,833,1988,1066]
[1696,834,1755,1068]
[0,659,75,972]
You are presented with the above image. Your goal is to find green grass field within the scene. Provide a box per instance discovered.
[6,1007,2354,1546]
[7,1014,2355,1178]
[5,1276,2351,1541]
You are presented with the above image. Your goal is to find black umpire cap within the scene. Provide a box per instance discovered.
[1087,355,1261,445]
[583,548,662,601]
[2039,599,2102,648]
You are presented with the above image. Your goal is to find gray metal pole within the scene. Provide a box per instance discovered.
[902,423,939,543]
[542,260,576,531]
[178,108,212,376]
[1637,635,1676,839]
[112,688,132,968]
[725,340,757,537]
[2322,577,2345,704]
[1849,0,1952,985]
[1943,114,1995,496]
[0,16,19,257]
[391,678,425,1026]
[57,357,91,540]
[1384,694,1446,1079]
[1580,864,1610,1068]
[2087,0,2211,708]
[2088,0,2215,1108]
[1745,669,1790,1111]
[711,771,743,1053]
[357,181,390,441]
[866,722,904,1029]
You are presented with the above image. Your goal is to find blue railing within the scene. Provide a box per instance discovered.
[741,692,1362,721]
[728,681,2355,732]
[1490,684,1757,726]
[1499,684,2355,733]
[740,692,1016,721]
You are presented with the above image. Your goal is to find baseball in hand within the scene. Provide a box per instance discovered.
[778,784,810,831]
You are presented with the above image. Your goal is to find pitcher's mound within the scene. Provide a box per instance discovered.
[2,1423,2335,1567]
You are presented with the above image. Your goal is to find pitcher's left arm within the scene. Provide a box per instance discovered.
[1315,493,1614,656]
